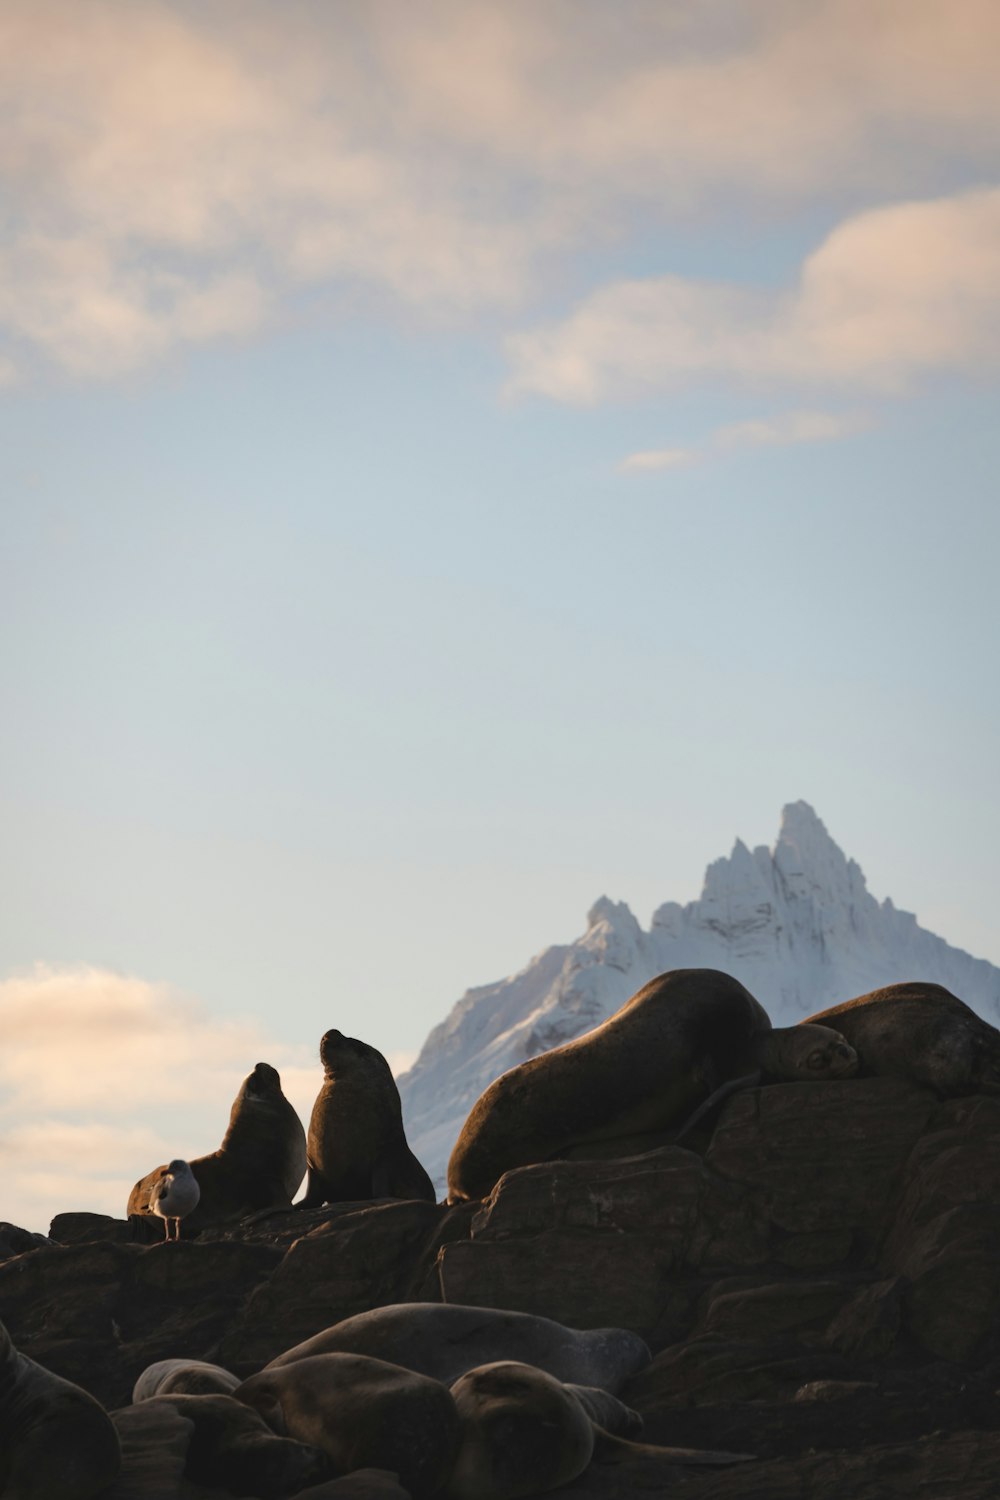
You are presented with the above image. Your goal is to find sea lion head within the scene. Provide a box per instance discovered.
[449,1361,594,1500]
[245,1062,282,1097]
[319,1029,392,1079]
[759,1024,859,1082]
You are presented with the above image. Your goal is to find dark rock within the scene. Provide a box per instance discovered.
[822,1277,902,1358]
[107,1401,195,1499]
[438,1230,668,1332]
[436,1147,769,1338]
[703,1077,935,1246]
[0,1238,283,1408]
[50,1212,136,1245]
[881,1095,1000,1362]
[219,1200,451,1370]
[0,1221,56,1258]
[296,1474,412,1498]
[555,1430,1000,1499]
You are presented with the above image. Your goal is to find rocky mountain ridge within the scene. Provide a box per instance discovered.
[399,802,1000,1189]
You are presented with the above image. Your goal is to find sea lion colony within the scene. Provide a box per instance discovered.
[6,972,1000,1498]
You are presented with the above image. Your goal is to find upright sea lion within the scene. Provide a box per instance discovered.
[297,1029,435,1208]
[0,1319,121,1500]
[447,968,858,1202]
[265,1302,651,1394]
[803,981,1000,1096]
[236,1353,460,1499]
[128,1062,306,1230]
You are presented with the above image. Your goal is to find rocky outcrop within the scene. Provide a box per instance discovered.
[5,1072,1000,1495]
[399,803,1000,1190]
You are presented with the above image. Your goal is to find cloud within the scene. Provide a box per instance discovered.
[507,188,1000,402]
[373,0,1000,197]
[715,409,872,447]
[618,408,869,475]
[0,965,318,1231]
[0,1,540,377]
[1,1,999,377]
[619,447,698,473]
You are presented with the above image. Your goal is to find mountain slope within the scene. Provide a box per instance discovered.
[398,801,1000,1189]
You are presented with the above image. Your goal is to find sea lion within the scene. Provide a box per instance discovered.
[266,1302,651,1394]
[132,1358,241,1401]
[236,1352,459,1499]
[297,1029,435,1208]
[444,1363,750,1500]
[447,968,858,1202]
[0,1318,121,1500]
[142,1393,329,1497]
[562,1383,643,1437]
[446,1361,595,1500]
[128,1062,306,1229]
[803,981,1000,1096]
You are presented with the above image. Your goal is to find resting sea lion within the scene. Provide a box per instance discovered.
[447,968,858,1202]
[445,1362,752,1500]
[132,1358,241,1401]
[266,1302,651,1393]
[143,1393,329,1497]
[236,1352,459,1499]
[446,1361,594,1499]
[803,981,1000,1096]
[297,1029,435,1208]
[128,1062,306,1229]
[0,1318,121,1500]
[562,1383,643,1437]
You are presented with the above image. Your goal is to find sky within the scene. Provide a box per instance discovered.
[2,0,999,1232]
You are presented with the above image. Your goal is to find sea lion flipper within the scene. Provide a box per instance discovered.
[591,1429,756,1466]
[294,1168,328,1210]
[673,1070,762,1146]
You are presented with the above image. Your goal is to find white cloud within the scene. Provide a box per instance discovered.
[372,0,1000,197]
[507,188,1000,402]
[0,965,318,1232]
[619,447,698,473]
[715,409,872,447]
[1,1,999,377]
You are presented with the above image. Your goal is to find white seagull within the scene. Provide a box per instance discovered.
[151,1160,200,1241]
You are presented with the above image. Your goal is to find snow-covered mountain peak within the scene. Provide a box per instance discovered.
[399,805,1000,1191]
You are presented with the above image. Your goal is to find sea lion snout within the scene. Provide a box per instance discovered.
[807,1038,859,1077]
[249,1062,280,1091]
[831,1041,859,1072]
[319,1030,345,1068]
